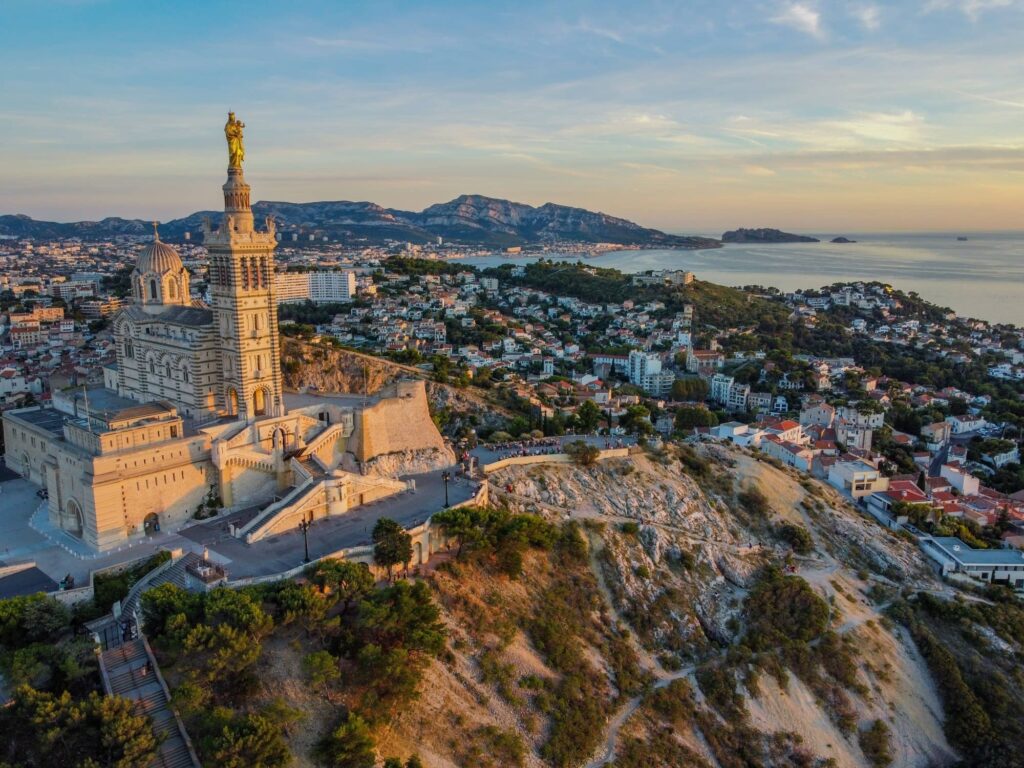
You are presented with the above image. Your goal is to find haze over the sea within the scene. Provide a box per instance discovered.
[464,231,1024,326]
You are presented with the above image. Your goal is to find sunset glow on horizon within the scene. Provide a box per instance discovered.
[3,0,1024,233]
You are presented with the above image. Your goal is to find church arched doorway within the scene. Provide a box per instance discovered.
[253,388,267,416]
[271,427,290,451]
[144,513,160,535]
[63,500,84,538]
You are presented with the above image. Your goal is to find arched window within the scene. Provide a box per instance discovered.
[167,280,177,299]
[124,341,133,358]
[149,360,156,374]
[253,388,266,416]
[166,363,172,378]
[149,279,158,300]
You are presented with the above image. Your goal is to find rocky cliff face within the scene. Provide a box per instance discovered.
[281,339,514,436]
[281,339,399,395]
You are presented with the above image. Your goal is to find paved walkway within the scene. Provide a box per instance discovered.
[177,468,477,579]
[0,460,476,586]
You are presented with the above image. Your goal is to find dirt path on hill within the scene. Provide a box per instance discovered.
[583,527,720,768]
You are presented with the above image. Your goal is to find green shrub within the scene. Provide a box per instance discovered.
[619,521,640,536]
[744,568,829,651]
[315,711,376,768]
[858,719,894,768]
[738,485,772,517]
[776,523,814,555]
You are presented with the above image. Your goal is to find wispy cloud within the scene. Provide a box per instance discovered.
[771,1,826,39]
[850,2,882,30]
[924,0,1019,21]
[574,18,625,44]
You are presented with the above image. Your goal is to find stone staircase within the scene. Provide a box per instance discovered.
[298,455,326,479]
[91,552,205,652]
[120,552,204,632]
[99,639,200,768]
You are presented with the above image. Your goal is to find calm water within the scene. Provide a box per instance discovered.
[462,232,1024,326]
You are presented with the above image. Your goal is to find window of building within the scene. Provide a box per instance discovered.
[149,279,158,300]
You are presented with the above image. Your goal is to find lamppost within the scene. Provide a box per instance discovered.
[442,470,451,508]
[298,515,312,563]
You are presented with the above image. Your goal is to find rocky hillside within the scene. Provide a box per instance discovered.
[2,196,720,249]
[281,338,514,433]
[446,446,954,768]
[279,440,964,768]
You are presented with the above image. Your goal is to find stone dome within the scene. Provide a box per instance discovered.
[136,238,183,275]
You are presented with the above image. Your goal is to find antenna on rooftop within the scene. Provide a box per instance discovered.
[82,383,91,427]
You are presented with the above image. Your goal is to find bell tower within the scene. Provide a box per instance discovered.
[206,113,284,421]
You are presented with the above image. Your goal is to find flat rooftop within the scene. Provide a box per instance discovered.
[928,537,1024,566]
[9,407,67,437]
[0,564,59,599]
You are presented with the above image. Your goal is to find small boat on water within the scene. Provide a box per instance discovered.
[956,236,968,241]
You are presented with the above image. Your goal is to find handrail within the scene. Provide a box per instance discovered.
[226,482,489,588]
[304,421,345,457]
[236,477,321,539]
[120,551,180,625]
[290,456,313,483]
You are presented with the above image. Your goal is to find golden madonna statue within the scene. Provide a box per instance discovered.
[225,111,245,168]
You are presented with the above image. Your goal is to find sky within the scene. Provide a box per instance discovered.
[2,0,1024,234]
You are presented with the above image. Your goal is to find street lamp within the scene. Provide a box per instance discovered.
[298,515,312,563]
[442,470,451,507]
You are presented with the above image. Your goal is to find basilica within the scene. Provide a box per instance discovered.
[3,117,453,551]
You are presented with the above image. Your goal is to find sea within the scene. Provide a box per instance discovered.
[460,232,1024,326]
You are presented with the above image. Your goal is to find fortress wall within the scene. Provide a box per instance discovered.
[349,380,453,474]
[229,469,277,508]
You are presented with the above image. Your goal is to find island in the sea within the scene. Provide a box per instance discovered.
[721,227,820,243]
[831,236,857,243]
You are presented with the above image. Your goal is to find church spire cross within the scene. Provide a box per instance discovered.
[152,221,161,241]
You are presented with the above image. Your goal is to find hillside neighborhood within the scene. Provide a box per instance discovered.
[3,234,1024,592]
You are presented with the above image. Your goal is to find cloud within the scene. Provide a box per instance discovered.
[729,145,1024,173]
[825,110,924,143]
[574,18,625,43]
[771,1,826,39]
[924,0,1018,20]
[850,3,882,30]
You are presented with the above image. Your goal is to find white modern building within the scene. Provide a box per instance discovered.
[274,270,357,305]
[922,537,1024,587]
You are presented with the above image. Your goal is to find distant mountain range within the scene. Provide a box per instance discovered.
[0,195,721,249]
